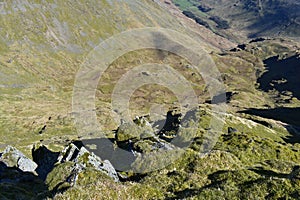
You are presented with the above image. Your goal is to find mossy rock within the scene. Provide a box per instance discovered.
[116,123,155,142]
[46,162,75,192]
[116,123,142,142]
[133,140,155,153]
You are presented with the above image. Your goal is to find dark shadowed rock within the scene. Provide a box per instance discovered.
[32,144,60,180]
[159,109,182,141]
[0,147,50,199]
[0,161,50,199]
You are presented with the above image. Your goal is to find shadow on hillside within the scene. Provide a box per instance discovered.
[239,107,300,143]
[240,107,300,127]
[82,138,136,172]
[0,161,51,199]
[257,55,300,99]
[32,145,60,181]
[249,167,288,178]
[246,3,300,38]
[240,54,300,143]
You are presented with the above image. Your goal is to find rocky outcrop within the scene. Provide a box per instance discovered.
[228,127,238,134]
[0,145,37,173]
[0,109,200,198]
[115,115,176,154]
[0,142,120,197]
[0,147,50,199]
[56,142,119,182]
[116,116,155,142]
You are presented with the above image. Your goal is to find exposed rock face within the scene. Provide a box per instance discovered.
[116,117,155,142]
[115,116,176,154]
[0,146,50,199]
[0,145,37,173]
[116,123,143,142]
[160,110,182,134]
[57,142,119,182]
[0,109,197,189]
[0,142,121,198]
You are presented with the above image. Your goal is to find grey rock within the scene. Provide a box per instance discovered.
[115,123,142,142]
[57,143,119,182]
[0,145,37,173]
[116,117,156,142]
[57,143,79,163]
[17,156,38,172]
[228,127,238,134]
[0,161,48,199]
[66,163,85,187]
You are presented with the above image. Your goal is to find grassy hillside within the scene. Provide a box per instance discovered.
[1,0,300,199]
[0,0,203,152]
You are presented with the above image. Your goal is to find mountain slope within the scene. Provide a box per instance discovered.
[172,0,300,42]
[1,0,300,199]
[0,0,207,150]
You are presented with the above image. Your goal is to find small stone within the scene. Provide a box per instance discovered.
[228,127,238,134]
[141,71,150,76]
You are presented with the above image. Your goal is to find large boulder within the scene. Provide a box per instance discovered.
[57,142,119,182]
[115,123,142,142]
[115,115,175,152]
[116,121,155,142]
[0,145,37,173]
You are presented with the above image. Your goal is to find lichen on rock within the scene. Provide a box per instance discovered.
[0,145,37,173]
